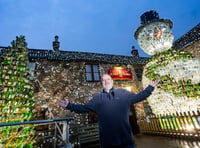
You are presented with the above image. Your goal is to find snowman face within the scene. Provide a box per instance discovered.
[137,22,174,55]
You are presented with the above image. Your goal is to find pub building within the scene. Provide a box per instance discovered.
[29,22,199,130]
[0,22,199,146]
[28,44,147,135]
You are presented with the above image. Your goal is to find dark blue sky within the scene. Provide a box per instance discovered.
[0,0,199,57]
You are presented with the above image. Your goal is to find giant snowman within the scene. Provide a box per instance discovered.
[134,10,200,115]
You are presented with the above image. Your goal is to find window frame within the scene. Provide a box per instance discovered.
[134,67,143,81]
[85,64,101,82]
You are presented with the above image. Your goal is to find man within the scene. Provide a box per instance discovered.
[58,74,159,148]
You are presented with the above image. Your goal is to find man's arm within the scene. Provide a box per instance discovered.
[129,78,160,104]
[58,97,95,113]
[67,102,94,113]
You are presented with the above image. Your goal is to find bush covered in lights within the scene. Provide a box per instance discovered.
[144,49,200,98]
[142,48,200,115]
[0,36,36,147]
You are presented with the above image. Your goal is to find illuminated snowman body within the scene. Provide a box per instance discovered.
[134,10,200,115]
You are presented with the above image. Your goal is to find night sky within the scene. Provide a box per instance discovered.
[0,0,199,57]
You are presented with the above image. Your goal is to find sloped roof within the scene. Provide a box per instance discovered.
[0,47,148,65]
[173,23,200,49]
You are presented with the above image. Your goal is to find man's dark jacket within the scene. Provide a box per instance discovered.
[66,85,154,147]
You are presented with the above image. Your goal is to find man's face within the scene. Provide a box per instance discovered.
[102,74,113,91]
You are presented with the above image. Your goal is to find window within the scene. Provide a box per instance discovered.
[134,67,143,81]
[28,62,36,80]
[85,64,100,82]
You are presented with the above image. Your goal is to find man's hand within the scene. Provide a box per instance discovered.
[57,98,69,108]
[149,78,160,87]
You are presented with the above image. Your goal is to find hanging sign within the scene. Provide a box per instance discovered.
[108,67,133,80]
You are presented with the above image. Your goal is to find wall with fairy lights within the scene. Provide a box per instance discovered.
[31,60,146,124]
[183,40,200,58]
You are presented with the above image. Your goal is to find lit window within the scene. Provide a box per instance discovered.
[85,64,100,82]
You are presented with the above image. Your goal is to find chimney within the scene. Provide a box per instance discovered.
[52,35,60,51]
[131,46,139,57]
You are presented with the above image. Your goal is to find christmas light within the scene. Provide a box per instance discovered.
[0,36,36,147]
[134,10,200,115]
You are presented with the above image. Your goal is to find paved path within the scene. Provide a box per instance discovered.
[76,134,200,148]
[134,134,200,148]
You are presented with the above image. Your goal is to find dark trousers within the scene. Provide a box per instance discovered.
[102,144,135,148]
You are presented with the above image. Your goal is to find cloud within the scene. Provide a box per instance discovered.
[0,0,199,56]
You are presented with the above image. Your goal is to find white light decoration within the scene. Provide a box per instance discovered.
[125,86,132,92]
[157,59,200,84]
[134,10,200,115]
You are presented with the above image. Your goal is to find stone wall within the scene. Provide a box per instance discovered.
[33,60,145,124]
[183,39,200,58]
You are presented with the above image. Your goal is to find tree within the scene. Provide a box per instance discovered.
[0,36,36,147]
